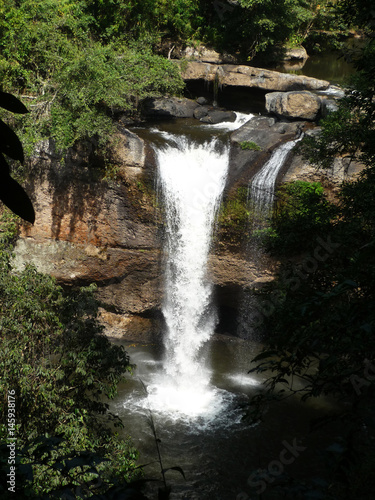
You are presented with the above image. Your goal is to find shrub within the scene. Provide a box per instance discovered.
[0,211,140,497]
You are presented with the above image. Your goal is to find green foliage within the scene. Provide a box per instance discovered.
[0,212,140,497]
[301,7,375,170]
[204,0,326,61]
[248,168,375,496]
[265,181,335,254]
[0,0,185,155]
[302,0,354,54]
[239,140,262,151]
[218,187,250,245]
[49,42,184,150]
[86,0,202,43]
[0,0,355,160]
[248,9,375,493]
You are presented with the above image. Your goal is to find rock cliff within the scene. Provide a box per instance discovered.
[11,85,359,340]
[14,122,280,339]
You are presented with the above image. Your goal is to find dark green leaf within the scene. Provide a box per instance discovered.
[0,175,35,223]
[18,463,33,481]
[252,350,279,362]
[0,91,28,114]
[0,119,24,163]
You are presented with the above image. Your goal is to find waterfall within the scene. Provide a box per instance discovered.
[250,136,302,214]
[145,135,230,418]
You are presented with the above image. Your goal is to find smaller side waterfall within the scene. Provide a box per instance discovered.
[251,136,302,214]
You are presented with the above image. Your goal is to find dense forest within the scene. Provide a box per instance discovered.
[0,0,355,155]
[1,0,375,498]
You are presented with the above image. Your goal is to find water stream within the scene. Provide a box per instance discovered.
[113,114,335,498]
[145,135,230,419]
[250,136,302,215]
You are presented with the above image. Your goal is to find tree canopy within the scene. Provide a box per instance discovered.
[0,0,353,156]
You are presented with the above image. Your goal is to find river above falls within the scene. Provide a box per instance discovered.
[276,50,356,85]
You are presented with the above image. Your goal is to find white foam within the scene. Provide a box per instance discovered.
[145,137,231,419]
[251,136,303,213]
[204,111,255,131]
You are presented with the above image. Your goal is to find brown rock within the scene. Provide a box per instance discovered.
[228,116,305,191]
[14,128,162,317]
[281,46,308,61]
[179,61,330,92]
[265,91,322,121]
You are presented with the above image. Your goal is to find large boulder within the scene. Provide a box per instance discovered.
[143,96,199,118]
[182,45,238,64]
[198,108,236,124]
[231,116,304,154]
[281,46,308,61]
[265,91,322,121]
[144,97,236,124]
[277,46,309,71]
[179,61,330,92]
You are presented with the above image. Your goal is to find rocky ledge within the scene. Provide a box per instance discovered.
[178,61,330,92]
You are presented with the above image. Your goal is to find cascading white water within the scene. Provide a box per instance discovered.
[251,136,302,213]
[208,111,255,131]
[143,136,230,419]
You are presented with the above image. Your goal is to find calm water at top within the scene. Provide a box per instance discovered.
[276,51,356,85]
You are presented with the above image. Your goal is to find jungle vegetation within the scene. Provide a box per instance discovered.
[247,1,375,497]
[0,0,355,156]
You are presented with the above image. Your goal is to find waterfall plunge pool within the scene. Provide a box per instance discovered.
[110,336,339,500]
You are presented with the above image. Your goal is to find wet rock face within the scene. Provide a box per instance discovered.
[228,116,305,191]
[265,91,322,121]
[14,129,163,323]
[198,109,236,124]
[14,110,358,340]
[14,124,278,340]
[143,96,199,118]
